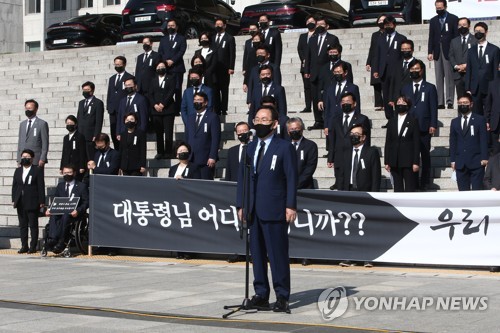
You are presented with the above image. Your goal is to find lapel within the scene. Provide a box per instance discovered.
[258,137,279,173]
[26,167,35,185]
[461,114,474,137]
[195,112,208,134]
[25,118,36,142]
[398,116,410,137]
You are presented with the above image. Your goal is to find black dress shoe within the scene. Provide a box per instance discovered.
[300,108,311,113]
[301,259,310,266]
[222,111,228,116]
[154,154,163,160]
[52,245,64,254]
[438,105,445,109]
[322,154,328,158]
[249,295,270,309]
[489,266,499,273]
[17,247,29,254]
[329,184,337,190]
[307,123,323,130]
[381,124,388,128]
[447,103,454,109]
[273,296,291,313]
[27,248,37,254]
[226,254,241,263]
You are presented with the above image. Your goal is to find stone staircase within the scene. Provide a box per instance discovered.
[0,20,499,247]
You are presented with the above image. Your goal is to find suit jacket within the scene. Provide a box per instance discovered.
[168,162,201,179]
[304,32,340,81]
[60,131,87,171]
[388,57,414,103]
[12,165,45,210]
[194,48,217,87]
[93,148,120,175]
[318,60,354,93]
[449,113,488,170]
[465,42,500,95]
[119,129,147,171]
[297,32,311,73]
[158,33,187,73]
[106,71,133,114]
[401,80,438,132]
[116,93,149,134]
[224,144,242,182]
[484,153,500,190]
[212,32,236,71]
[54,180,89,216]
[148,74,176,117]
[427,13,459,60]
[180,84,214,125]
[384,114,421,168]
[449,33,478,80]
[186,110,221,165]
[246,62,282,103]
[293,137,318,189]
[338,145,381,192]
[236,135,298,222]
[367,30,384,85]
[373,31,407,79]
[323,81,361,128]
[485,74,500,132]
[17,117,49,164]
[135,50,162,94]
[327,112,371,165]
[248,83,287,124]
[77,96,104,141]
[262,28,282,66]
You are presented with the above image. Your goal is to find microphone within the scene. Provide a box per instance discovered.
[249,129,256,137]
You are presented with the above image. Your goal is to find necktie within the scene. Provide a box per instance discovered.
[462,36,467,52]
[479,45,483,59]
[256,141,265,171]
[414,83,420,98]
[26,119,32,136]
[65,183,70,197]
[263,84,269,96]
[115,74,121,87]
[387,35,391,46]
[126,96,132,108]
[343,114,349,133]
[170,35,174,42]
[216,34,221,45]
[196,113,202,129]
[84,99,89,109]
[462,115,468,134]
[194,87,199,94]
[352,148,359,189]
[144,53,148,63]
[336,83,342,100]
[403,61,408,71]
[317,35,324,55]
[294,142,299,150]
[97,152,105,167]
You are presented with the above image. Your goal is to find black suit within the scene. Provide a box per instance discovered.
[262,28,282,66]
[388,57,414,104]
[338,145,381,192]
[168,162,201,179]
[248,83,287,125]
[246,62,282,104]
[135,50,161,95]
[485,74,500,154]
[77,96,104,159]
[224,144,242,182]
[367,30,384,108]
[148,74,176,155]
[292,137,318,189]
[243,39,258,86]
[384,114,420,192]
[484,152,500,190]
[93,148,120,175]
[119,129,147,176]
[107,71,134,148]
[297,32,313,111]
[194,48,217,88]
[12,165,45,250]
[212,32,236,115]
[318,60,354,93]
[60,131,87,181]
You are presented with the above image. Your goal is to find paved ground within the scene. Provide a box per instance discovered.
[0,251,498,333]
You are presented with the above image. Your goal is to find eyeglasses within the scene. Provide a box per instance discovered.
[253,118,273,125]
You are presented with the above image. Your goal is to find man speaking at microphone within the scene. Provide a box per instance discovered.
[237,105,298,313]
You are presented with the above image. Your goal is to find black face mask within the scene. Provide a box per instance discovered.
[315,26,326,34]
[401,51,413,59]
[215,26,224,33]
[256,55,266,63]
[436,9,446,16]
[378,22,384,30]
[458,105,470,114]
[190,78,201,87]
[306,22,316,31]
[395,104,409,114]
[261,77,272,85]
[333,73,343,82]
[178,152,190,160]
[329,54,340,62]
[125,121,136,129]
[20,158,32,166]
[63,174,74,182]
[97,147,107,153]
[350,135,361,146]
[193,64,204,72]
[474,32,485,40]
[385,27,395,35]
[124,87,135,94]
[249,30,258,37]
[25,110,35,118]
[289,130,302,141]
[143,44,151,52]
[193,102,204,111]
[254,123,274,138]
[115,66,124,73]
[66,124,76,132]
[167,28,176,35]
[82,91,92,99]
[259,22,269,30]
[252,41,261,48]
[458,26,469,35]
[238,132,251,144]
[409,71,420,80]
[199,40,210,47]
[156,68,167,75]
[342,104,352,113]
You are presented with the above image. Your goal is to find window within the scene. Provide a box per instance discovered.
[102,15,122,27]
[53,0,67,11]
[105,0,121,5]
[80,0,94,8]
[26,41,41,52]
[27,0,41,14]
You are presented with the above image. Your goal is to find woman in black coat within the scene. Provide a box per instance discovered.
[192,32,217,89]
[119,112,147,176]
[366,14,387,110]
[168,141,200,179]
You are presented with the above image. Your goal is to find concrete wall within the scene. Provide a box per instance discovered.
[0,0,23,54]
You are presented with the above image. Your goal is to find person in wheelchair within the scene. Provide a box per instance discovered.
[45,164,89,254]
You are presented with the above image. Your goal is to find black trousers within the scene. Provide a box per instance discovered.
[122,170,143,176]
[472,92,487,115]
[391,167,417,192]
[418,131,432,187]
[454,74,466,100]
[16,202,39,250]
[456,166,485,191]
[310,80,323,125]
[214,69,230,114]
[48,214,73,246]
[302,74,312,111]
[152,115,175,155]
[381,74,394,119]
[85,141,96,165]
[173,73,184,114]
[198,164,215,180]
[373,82,383,108]
[109,114,119,150]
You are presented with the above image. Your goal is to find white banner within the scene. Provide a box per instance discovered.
[422,0,500,21]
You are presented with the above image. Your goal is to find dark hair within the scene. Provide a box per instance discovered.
[458,17,471,26]
[341,91,357,103]
[259,14,270,21]
[167,18,178,26]
[260,95,277,105]
[188,68,203,77]
[305,15,315,23]
[124,76,137,85]
[252,33,265,43]
[81,81,95,91]
[95,133,110,144]
[21,149,35,158]
[458,93,473,103]
[397,95,413,108]
[174,141,191,154]
[235,121,250,132]
[62,164,77,172]
[376,13,387,23]
[194,91,208,102]
[141,36,153,44]
[215,17,227,25]
[256,105,279,122]
[435,0,447,6]
[256,44,270,54]
[25,99,39,109]
[259,64,273,74]
[114,56,127,66]
[123,112,138,123]
[350,123,367,136]
[156,60,167,69]
[384,15,397,25]
[401,39,414,51]
[314,14,325,23]
[327,43,343,53]
[474,21,488,32]
[190,54,207,69]
[66,115,77,124]
[332,61,349,72]
[198,32,211,46]
[408,58,425,71]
